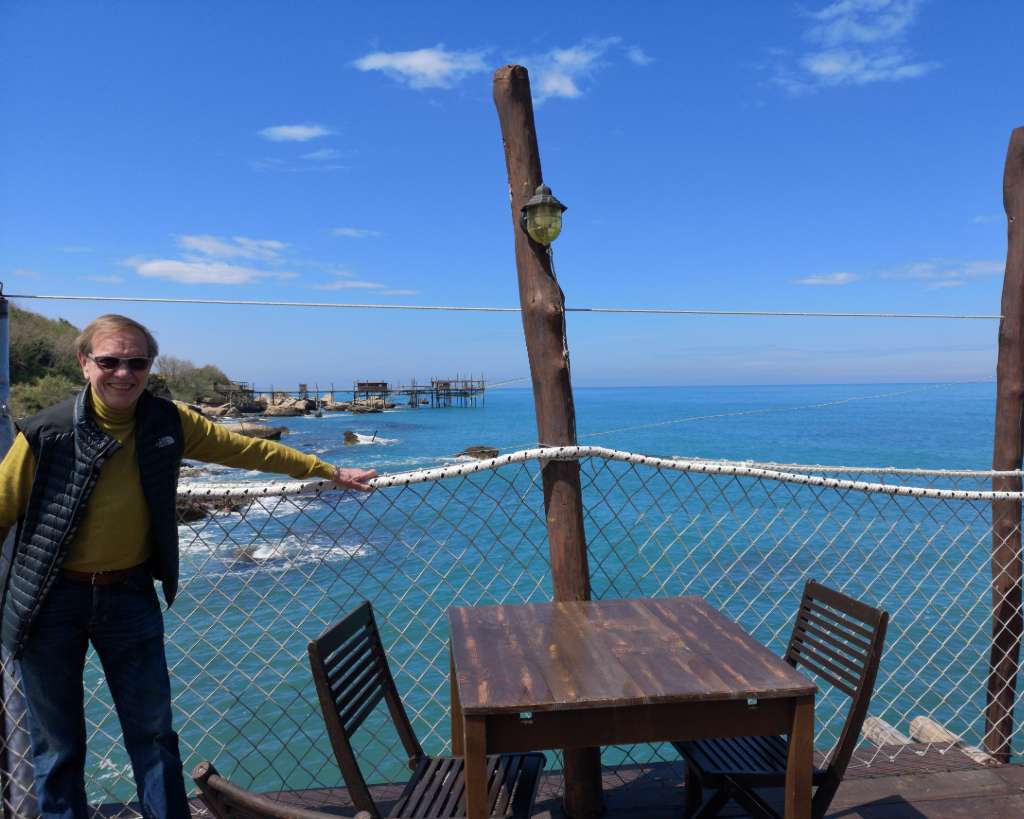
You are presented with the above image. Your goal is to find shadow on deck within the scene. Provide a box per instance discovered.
[101,746,1024,818]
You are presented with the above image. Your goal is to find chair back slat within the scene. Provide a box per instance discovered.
[794,626,867,677]
[332,647,387,728]
[308,602,424,819]
[798,608,874,654]
[789,649,857,698]
[784,581,889,819]
[342,686,387,737]
[789,628,868,695]
[326,629,374,686]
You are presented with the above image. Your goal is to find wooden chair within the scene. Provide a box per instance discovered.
[192,760,372,818]
[673,580,889,819]
[307,602,545,819]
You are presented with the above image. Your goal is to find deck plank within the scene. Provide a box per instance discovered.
[167,753,1024,818]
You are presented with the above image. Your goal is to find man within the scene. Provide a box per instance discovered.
[0,314,376,819]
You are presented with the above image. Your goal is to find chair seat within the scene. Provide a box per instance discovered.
[674,736,826,787]
[389,752,546,819]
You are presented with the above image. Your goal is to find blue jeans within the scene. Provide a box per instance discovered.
[17,574,190,819]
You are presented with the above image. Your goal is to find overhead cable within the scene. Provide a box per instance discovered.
[0,292,1002,321]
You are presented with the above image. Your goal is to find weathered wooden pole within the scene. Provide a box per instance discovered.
[493,65,602,818]
[987,126,1024,763]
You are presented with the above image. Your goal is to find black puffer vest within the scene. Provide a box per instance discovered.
[1,387,184,656]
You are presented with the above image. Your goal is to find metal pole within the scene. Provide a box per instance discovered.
[0,287,38,818]
[0,287,10,451]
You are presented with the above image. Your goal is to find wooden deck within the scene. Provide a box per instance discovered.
[174,747,1024,819]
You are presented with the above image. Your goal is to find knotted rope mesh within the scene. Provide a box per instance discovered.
[1,446,1022,816]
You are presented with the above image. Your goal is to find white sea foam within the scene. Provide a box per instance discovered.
[347,432,399,445]
[179,532,372,575]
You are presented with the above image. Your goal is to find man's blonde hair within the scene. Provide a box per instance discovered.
[75,314,159,358]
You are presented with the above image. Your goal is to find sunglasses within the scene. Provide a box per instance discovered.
[86,354,153,372]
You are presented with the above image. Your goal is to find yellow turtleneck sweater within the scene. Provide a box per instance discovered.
[0,389,337,572]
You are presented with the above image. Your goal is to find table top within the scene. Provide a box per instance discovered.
[448,596,816,715]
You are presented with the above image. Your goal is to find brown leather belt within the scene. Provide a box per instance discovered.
[62,564,149,586]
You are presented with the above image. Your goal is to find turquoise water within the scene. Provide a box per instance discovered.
[88,382,1009,802]
[274,381,995,476]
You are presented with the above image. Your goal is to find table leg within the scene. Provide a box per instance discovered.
[463,715,488,819]
[563,748,604,819]
[450,644,464,755]
[784,694,814,819]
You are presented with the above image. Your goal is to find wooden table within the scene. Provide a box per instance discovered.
[448,596,817,819]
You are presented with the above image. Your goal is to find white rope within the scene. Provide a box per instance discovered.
[3,292,1003,320]
[714,461,1021,477]
[179,446,1024,500]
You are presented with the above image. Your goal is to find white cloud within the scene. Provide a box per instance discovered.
[810,0,920,45]
[302,148,341,160]
[515,37,621,103]
[382,289,419,296]
[795,272,860,286]
[312,279,387,290]
[774,0,937,93]
[352,39,649,101]
[258,124,333,142]
[83,274,124,284]
[177,234,286,260]
[61,245,93,253]
[232,236,287,259]
[129,258,293,285]
[354,45,487,89]
[800,49,937,86]
[13,268,41,278]
[962,260,1005,276]
[882,259,1003,281]
[972,213,1002,225]
[626,46,654,66]
[332,227,383,239]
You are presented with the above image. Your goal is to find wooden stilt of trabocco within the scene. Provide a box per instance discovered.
[492,64,602,819]
[988,126,1024,763]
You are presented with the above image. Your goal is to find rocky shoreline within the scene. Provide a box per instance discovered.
[198,394,397,418]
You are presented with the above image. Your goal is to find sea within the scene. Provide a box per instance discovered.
[251,381,995,478]
[85,381,1009,804]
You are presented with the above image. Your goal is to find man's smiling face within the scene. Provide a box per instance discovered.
[77,329,153,411]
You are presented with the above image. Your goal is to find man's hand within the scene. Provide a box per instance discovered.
[331,467,377,492]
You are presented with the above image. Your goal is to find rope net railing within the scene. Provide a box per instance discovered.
[1,446,1022,816]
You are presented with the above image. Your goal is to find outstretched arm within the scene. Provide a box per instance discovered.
[178,404,376,488]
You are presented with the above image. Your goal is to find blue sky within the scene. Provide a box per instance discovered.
[1,0,1020,387]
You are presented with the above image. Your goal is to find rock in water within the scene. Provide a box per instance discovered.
[458,445,499,460]
[232,546,262,564]
[264,405,303,417]
[343,430,360,445]
[233,423,286,440]
[176,496,248,523]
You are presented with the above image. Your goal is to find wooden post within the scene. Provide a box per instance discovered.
[493,65,601,818]
[988,126,1024,762]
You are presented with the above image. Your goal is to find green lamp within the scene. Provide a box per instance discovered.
[520,184,567,245]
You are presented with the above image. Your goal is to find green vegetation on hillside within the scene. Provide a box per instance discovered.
[153,356,231,404]
[8,305,81,415]
[6,306,234,417]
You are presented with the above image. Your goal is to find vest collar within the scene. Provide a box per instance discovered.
[73,385,119,456]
